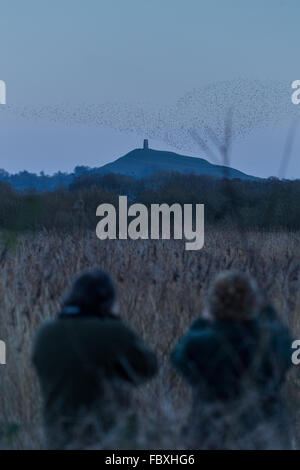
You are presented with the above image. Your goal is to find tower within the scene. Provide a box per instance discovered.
[143,139,149,150]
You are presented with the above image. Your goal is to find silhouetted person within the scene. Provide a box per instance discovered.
[32,270,158,449]
[171,271,293,449]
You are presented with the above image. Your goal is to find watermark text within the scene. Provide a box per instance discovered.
[96,196,204,251]
[0,340,6,365]
[0,80,6,105]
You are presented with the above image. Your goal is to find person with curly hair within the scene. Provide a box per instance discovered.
[171,271,293,449]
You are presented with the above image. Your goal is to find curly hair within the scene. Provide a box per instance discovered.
[207,271,259,321]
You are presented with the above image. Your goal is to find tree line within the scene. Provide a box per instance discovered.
[0,171,298,234]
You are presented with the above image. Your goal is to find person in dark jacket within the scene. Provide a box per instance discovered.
[171,271,293,449]
[32,269,158,449]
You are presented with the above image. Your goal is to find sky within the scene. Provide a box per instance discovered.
[0,0,300,177]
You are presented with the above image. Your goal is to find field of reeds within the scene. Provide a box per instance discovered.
[0,228,300,449]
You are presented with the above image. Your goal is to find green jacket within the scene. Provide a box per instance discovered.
[32,315,157,431]
[171,308,292,403]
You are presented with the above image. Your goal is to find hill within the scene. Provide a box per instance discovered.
[0,142,258,191]
[97,145,257,180]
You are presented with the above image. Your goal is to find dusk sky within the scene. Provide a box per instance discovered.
[1,0,300,177]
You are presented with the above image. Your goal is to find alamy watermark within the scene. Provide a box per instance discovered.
[96,196,204,250]
[0,80,6,105]
[0,340,6,365]
[0,81,6,365]
[292,340,300,365]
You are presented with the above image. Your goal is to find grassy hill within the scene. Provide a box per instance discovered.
[98,147,257,180]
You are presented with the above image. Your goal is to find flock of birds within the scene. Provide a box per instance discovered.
[0,78,297,160]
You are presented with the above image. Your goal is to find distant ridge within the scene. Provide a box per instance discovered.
[0,140,258,191]
[97,142,258,180]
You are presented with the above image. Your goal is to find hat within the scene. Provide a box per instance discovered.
[61,269,116,318]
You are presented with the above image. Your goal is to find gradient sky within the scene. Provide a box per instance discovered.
[0,0,300,177]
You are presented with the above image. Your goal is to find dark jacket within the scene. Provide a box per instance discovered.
[171,307,292,404]
[32,314,157,445]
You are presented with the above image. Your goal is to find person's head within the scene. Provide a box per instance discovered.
[206,270,259,321]
[60,269,118,318]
